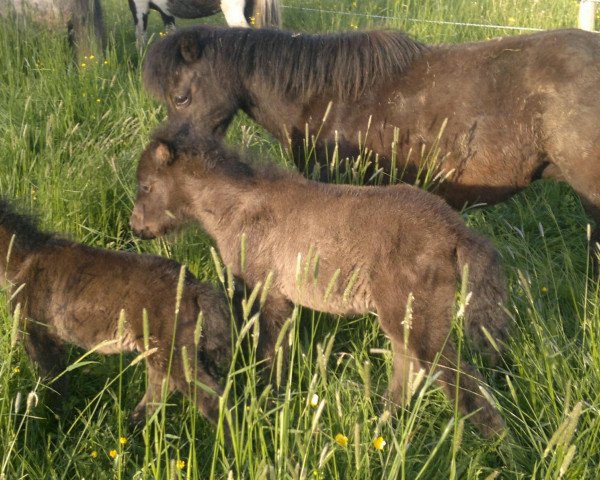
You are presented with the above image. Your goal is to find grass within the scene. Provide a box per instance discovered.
[0,0,599,478]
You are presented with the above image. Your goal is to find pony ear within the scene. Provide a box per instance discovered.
[179,35,203,63]
[154,142,174,166]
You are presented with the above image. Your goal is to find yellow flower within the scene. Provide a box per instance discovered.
[90,450,98,459]
[334,433,348,447]
[309,393,319,407]
[249,16,256,25]
[541,286,548,294]
[159,31,166,37]
[89,54,95,60]
[13,367,20,374]
[373,436,386,450]
[80,63,87,68]
[109,449,118,459]
[104,60,109,65]
[176,459,186,470]
[507,17,516,25]
[119,436,127,445]
[96,98,101,103]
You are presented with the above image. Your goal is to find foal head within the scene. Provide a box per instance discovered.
[130,124,251,239]
[130,135,186,240]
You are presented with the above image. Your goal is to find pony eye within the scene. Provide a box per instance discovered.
[141,184,151,194]
[173,94,191,108]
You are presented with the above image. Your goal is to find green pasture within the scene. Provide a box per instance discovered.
[0,0,599,478]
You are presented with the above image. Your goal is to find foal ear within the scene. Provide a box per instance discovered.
[179,35,203,64]
[153,142,175,166]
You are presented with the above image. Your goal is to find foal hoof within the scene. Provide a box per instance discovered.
[128,408,147,431]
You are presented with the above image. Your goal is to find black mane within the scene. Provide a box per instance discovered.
[0,199,53,251]
[144,26,429,101]
[151,123,259,180]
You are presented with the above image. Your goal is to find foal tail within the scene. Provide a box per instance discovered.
[254,0,281,28]
[455,233,508,367]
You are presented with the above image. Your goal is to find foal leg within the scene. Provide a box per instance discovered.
[24,322,70,414]
[428,341,505,439]
[130,365,169,427]
[255,293,293,364]
[387,340,424,408]
[378,284,504,439]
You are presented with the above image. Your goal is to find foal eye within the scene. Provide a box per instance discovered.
[173,94,191,109]
[141,184,151,194]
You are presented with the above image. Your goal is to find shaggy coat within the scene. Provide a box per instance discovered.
[142,26,600,247]
[130,124,509,439]
[0,199,234,427]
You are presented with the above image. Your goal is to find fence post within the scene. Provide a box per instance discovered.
[579,0,597,31]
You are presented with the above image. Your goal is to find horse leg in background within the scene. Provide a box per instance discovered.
[128,0,150,47]
[155,8,176,32]
[23,321,70,416]
[221,0,250,27]
[68,0,105,60]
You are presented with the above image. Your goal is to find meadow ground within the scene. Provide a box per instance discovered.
[0,0,599,478]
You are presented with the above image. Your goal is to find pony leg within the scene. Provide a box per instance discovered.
[24,322,69,413]
[544,156,600,267]
[377,283,504,439]
[221,0,250,27]
[255,293,293,381]
[387,340,423,407]
[130,364,170,427]
[428,342,505,439]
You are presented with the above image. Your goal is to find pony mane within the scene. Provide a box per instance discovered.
[144,26,429,101]
[0,198,53,251]
[151,123,259,180]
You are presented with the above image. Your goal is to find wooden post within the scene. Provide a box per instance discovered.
[579,0,597,31]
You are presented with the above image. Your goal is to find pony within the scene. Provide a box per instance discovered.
[127,0,280,47]
[130,123,509,439]
[142,26,600,249]
[0,198,236,428]
[1,0,105,60]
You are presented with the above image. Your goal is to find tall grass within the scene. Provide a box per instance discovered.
[0,0,598,478]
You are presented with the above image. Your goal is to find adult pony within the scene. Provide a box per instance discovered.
[128,0,280,46]
[143,26,600,246]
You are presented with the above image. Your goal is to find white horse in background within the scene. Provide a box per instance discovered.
[127,0,281,46]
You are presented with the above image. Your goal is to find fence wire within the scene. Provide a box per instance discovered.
[283,4,577,32]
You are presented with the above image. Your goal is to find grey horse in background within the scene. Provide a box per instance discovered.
[1,0,105,60]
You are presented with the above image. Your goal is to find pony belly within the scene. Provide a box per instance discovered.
[288,279,374,317]
[166,0,221,18]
